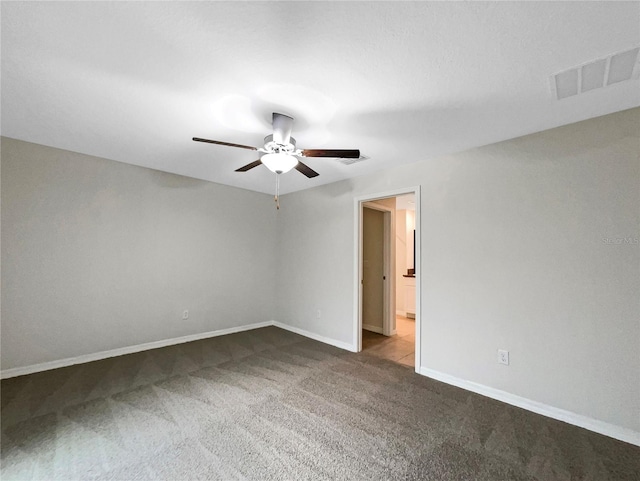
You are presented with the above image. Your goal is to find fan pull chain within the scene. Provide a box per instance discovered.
[275,174,280,210]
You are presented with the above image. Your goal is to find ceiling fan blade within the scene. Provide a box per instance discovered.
[301,149,360,159]
[294,160,319,178]
[235,160,263,172]
[193,137,258,151]
[272,113,293,145]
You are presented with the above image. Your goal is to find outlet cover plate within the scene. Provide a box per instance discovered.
[498,349,509,365]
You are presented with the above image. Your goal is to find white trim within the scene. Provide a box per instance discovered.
[6,315,635,446]
[385,208,395,336]
[1,321,273,379]
[396,310,407,317]
[362,323,384,334]
[419,367,640,447]
[354,198,364,352]
[1,320,358,379]
[413,187,421,372]
[355,187,422,204]
[272,321,357,352]
[354,186,421,374]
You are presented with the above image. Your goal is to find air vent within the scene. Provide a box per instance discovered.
[581,59,606,92]
[608,48,640,85]
[338,156,368,166]
[552,47,640,100]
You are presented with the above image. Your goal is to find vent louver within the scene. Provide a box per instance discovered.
[552,47,639,100]
[338,155,368,166]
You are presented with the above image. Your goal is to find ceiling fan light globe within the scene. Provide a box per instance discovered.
[261,153,298,174]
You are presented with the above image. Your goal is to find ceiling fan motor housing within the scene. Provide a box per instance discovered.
[263,134,296,154]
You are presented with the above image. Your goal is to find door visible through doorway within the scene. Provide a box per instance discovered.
[362,207,385,334]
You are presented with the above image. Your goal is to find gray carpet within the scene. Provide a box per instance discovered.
[1,326,638,480]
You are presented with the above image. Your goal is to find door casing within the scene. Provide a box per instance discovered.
[354,187,421,372]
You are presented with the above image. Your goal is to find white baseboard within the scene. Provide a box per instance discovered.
[0,321,273,379]
[362,323,383,334]
[419,367,640,447]
[1,320,357,379]
[272,321,357,352]
[396,310,407,317]
[5,323,636,446]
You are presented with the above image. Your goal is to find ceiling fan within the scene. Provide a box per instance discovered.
[193,112,360,178]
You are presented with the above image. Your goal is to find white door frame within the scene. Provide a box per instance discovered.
[354,186,421,373]
[362,202,395,337]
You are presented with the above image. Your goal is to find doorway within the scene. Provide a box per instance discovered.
[354,187,421,372]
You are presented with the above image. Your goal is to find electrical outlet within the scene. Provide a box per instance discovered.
[498,349,509,365]
[182,310,189,320]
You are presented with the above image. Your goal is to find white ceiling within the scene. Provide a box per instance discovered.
[2,1,639,195]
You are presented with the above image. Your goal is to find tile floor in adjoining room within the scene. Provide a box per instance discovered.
[362,315,415,367]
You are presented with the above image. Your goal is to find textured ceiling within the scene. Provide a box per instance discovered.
[2,1,639,195]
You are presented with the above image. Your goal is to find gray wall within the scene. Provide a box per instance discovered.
[1,138,277,369]
[2,109,638,434]
[276,108,640,433]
